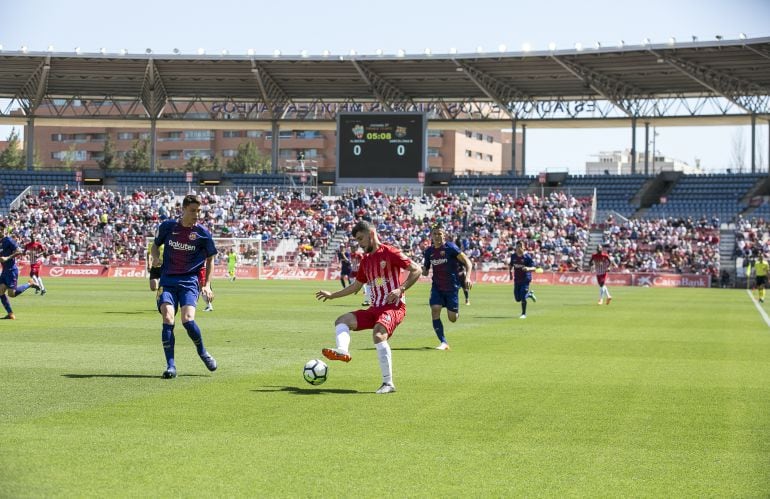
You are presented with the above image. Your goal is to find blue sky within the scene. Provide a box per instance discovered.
[2,0,769,173]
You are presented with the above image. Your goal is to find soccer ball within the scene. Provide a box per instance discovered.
[303,359,328,386]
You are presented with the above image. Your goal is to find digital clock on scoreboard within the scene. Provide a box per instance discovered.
[336,113,426,181]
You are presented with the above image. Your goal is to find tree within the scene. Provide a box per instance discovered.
[226,141,270,173]
[32,147,42,168]
[123,139,150,171]
[185,153,220,172]
[255,149,272,174]
[98,134,117,171]
[0,128,25,169]
[62,144,79,169]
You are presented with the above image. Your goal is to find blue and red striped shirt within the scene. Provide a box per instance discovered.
[155,219,217,287]
[423,242,463,292]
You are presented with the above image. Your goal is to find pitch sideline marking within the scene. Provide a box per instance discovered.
[747,289,770,327]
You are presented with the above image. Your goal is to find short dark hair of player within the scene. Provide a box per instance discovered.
[351,220,374,237]
[515,240,524,248]
[182,194,201,207]
[431,223,445,233]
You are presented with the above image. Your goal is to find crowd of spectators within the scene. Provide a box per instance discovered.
[7,185,169,265]
[460,190,592,271]
[1,185,722,276]
[734,215,770,259]
[601,215,721,278]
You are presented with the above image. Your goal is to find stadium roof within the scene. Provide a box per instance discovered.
[0,37,769,127]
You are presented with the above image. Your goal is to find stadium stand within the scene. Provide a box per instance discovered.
[562,174,650,219]
[641,173,766,221]
[225,173,294,189]
[0,171,74,212]
[5,169,770,283]
[106,172,190,193]
[449,174,532,193]
[600,217,720,278]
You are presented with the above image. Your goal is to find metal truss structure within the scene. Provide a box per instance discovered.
[0,37,767,127]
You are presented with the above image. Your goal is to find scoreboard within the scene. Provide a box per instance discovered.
[336,113,426,181]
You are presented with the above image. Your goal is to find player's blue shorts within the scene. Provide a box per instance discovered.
[429,287,460,313]
[513,282,530,302]
[157,280,200,313]
[0,267,19,290]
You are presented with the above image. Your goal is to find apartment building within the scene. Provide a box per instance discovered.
[19,101,521,175]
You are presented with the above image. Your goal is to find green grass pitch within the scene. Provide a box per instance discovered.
[1,278,769,496]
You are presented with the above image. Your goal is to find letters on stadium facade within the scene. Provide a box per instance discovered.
[209,99,599,121]
[21,264,711,287]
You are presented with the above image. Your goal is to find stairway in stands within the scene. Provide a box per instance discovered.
[583,230,605,269]
[719,229,736,281]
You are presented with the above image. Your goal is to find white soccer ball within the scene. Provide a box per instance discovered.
[303,359,328,386]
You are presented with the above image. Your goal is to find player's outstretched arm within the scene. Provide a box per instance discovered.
[458,253,473,289]
[316,280,363,302]
[0,249,21,263]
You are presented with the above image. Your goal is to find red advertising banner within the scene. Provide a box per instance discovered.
[16,264,712,288]
[18,263,110,278]
[473,270,710,288]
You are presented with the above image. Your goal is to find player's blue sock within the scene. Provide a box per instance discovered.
[183,320,206,356]
[0,295,11,313]
[14,283,30,295]
[432,318,446,343]
[161,323,175,368]
[522,300,527,315]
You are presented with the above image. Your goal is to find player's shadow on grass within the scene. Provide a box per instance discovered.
[361,346,435,352]
[252,386,359,395]
[102,311,154,315]
[62,373,207,379]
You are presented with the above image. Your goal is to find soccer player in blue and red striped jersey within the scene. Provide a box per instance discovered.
[315,220,422,394]
[422,224,473,350]
[508,240,538,319]
[589,245,615,305]
[151,194,218,379]
[336,243,352,288]
[0,221,39,319]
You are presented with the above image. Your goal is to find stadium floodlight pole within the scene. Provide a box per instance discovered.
[26,116,35,171]
[644,122,650,175]
[511,118,517,175]
[149,119,157,174]
[521,123,527,176]
[630,117,637,175]
[271,120,280,174]
[751,113,756,174]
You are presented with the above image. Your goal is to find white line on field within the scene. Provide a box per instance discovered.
[747,289,770,327]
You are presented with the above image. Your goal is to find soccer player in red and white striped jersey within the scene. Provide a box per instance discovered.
[23,235,47,295]
[315,220,422,394]
[589,245,615,305]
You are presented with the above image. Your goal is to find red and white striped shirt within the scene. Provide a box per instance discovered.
[590,251,612,275]
[350,250,363,273]
[355,244,412,307]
